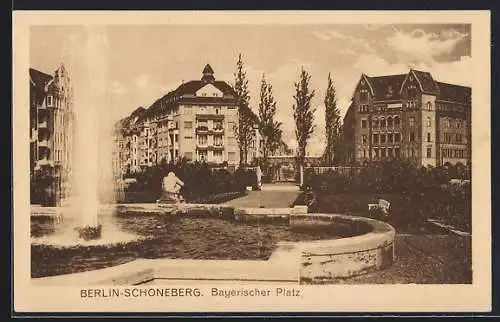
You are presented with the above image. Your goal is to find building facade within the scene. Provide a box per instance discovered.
[114,64,259,177]
[342,69,471,167]
[30,65,74,206]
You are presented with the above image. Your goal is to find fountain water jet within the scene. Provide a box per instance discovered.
[31,26,140,246]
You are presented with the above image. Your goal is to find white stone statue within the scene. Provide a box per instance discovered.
[158,171,185,203]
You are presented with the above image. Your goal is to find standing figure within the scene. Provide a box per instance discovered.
[157,171,185,204]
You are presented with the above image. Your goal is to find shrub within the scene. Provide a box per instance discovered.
[118,160,250,203]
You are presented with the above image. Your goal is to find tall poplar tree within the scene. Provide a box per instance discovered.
[233,54,254,166]
[292,67,316,166]
[323,73,342,165]
[258,74,282,165]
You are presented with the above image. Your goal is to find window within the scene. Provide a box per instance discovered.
[198,150,207,162]
[388,133,393,143]
[215,108,220,114]
[427,133,431,142]
[394,116,400,127]
[387,117,393,127]
[227,121,235,131]
[427,147,432,158]
[427,102,432,111]
[380,118,386,128]
[411,148,415,157]
[388,148,392,157]
[214,120,223,130]
[184,105,193,114]
[360,89,368,103]
[214,135,223,146]
[410,132,415,142]
[381,148,386,158]
[361,119,367,128]
[213,150,223,161]
[426,116,432,127]
[184,121,193,129]
[198,135,207,145]
[380,134,386,143]
[362,135,367,144]
[374,148,379,158]
[409,116,415,127]
[395,147,400,157]
[456,120,462,128]
[228,136,236,146]
[46,95,53,107]
[456,133,462,143]
[446,119,451,128]
[394,133,401,142]
[228,152,236,162]
[373,119,379,128]
[363,149,367,158]
[373,134,379,144]
[184,152,193,161]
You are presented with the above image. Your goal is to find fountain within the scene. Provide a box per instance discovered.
[31,26,139,247]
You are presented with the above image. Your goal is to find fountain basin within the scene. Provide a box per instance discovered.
[31,204,396,284]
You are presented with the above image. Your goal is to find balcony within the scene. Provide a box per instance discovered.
[213,126,224,133]
[196,125,209,133]
[210,143,224,150]
[37,158,53,167]
[196,142,208,149]
[38,120,48,128]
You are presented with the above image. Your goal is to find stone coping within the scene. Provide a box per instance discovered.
[288,213,395,256]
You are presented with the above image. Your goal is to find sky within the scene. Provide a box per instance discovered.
[30,23,471,156]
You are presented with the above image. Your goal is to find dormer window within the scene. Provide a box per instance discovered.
[46,95,53,107]
[360,89,368,103]
[408,85,417,99]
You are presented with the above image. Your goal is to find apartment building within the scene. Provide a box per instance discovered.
[30,65,74,206]
[342,69,471,167]
[114,64,256,176]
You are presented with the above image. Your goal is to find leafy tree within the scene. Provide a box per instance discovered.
[292,67,316,166]
[323,73,342,165]
[233,54,254,166]
[258,74,282,164]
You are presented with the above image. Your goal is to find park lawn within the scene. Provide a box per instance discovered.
[310,192,470,234]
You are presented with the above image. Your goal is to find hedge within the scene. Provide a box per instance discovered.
[117,159,257,203]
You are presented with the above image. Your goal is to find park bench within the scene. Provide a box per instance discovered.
[368,199,391,216]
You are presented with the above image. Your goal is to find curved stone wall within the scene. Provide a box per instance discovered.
[289,214,395,284]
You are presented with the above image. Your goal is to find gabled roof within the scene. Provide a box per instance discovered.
[367,74,406,101]
[356,69,470,105]
[436,82,471,105]
[29,68,52,88]
[410,69,439,94]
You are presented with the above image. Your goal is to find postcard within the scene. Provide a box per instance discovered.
[13,10,491,313]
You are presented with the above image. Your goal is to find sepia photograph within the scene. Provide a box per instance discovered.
[13,11,491,313]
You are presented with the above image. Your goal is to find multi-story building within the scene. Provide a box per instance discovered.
[114,64,259,176]
[30,65,74,206]
[342,69,471,167]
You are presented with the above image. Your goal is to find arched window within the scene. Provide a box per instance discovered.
[387,116,393,127]
[380,117,386,127]
[394,116,400,127]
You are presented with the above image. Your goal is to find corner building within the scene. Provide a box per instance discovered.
[29,65,74,205]
[115,64,243,175]
[343,69,471,167]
